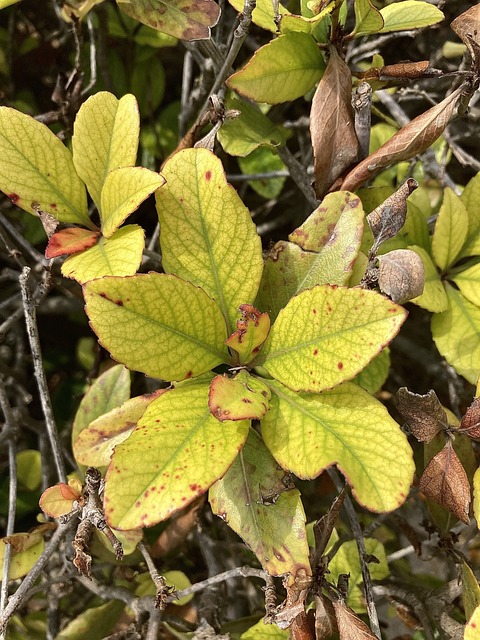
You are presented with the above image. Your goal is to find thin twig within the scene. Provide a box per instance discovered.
[19,267,66,483]
[353,82,373,160]
[167,566,267,603]
[277,146,318,209]
[82,12,97,95]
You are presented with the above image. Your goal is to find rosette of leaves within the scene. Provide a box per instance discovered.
[0,92,164,284]
[79,147,414,580]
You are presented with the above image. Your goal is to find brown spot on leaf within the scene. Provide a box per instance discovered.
[313,349,318,355]
[185,370,193,379]
[338,362,343,370]
[8,193,20,204]
[205,170,212,181]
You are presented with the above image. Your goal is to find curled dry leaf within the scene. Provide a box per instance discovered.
[396,387,447,443]
[367,178,418,251]
[459,396,480,440]
[332,599,377,640]
[378,249,425,304]
[341,87,462,192]
[315,595,338,640]
[310,47,359,199]
[419,440,471,524]
[451,5,480,67]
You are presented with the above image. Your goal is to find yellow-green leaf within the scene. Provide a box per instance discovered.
[474,467,480,529]
[73,390,165,467]
[227,33,325,105]
[241,619,289,640]
[279,4,334,36]
[328,539,389,611]
[353,0,384,37]
[460,173,480,258]
[432,187,468,271]
[104,380,249,529]
[0,107,90,227]
[352,347,390,395]
[461,560,480,622]
[117,0,220,40]
[0,0,21,8]
[453,262,480,307]
[84,273,229,381]
[61,224,144,284]
[100,167,165,237]
[225,304,271,365]
[258,285,406,393]
[209,430,311,576]
[0,531,45,581]
[432,283,480,384]
[72,92,139,210]
[409,245,448,313]
[55,601,125,640]
[227,0,288,32]
[465,606,480,640]
[156,149,263,333]
[16,450,42,491]
[380,1,444,33]
[261,380,414,512]
[209,371,271,421]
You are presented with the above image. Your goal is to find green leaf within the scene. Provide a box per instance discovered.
[261,380,414,512]
[61,224,144,284]
[226,0,288,32]
[72,92,139,211]
[379,1,444,33]
[0,530,45,581]
[104,380,249,529]
[73,390,165,466]
[432,188,468,271]
[72,365,130,445]
[55,601,125,640]
[209,430,311,576]
[156,149,263,333]
[209,371,271,421]
[0,107,90,227]
[116,0,220,40]
[409,245,448,313]
[461,560,480,622]
[353,0,384,37]
[83,273,229,381]
[452,261,480,307]
[217,95,287,157]
[352,347,390,395]
[258,285,406,393]
[279,4,334,36]
[238,147,286,199]
[403,200,430,251]
[16,450,41,491]
[227,33,325,105]
[328,539,389,611]
[100,167,165,238]
[460,173,480,258]
[241,619,289,640]
[432,283,480,384]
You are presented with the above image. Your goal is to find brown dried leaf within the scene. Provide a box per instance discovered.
[315,595,338,640]
[459,397,480,441]
[332,600,377,640]
[378,249,425,304]
[367,178,418,250]
[419,441,471,524]
[396,387,447,443]
[341,87,462,192]
[313,487,346,564]
[310,47,359,199]
[451,5,480,65]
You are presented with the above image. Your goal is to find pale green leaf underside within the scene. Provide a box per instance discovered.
[72,92,139,210]
[0,107,90,227]
[380,1,444,33]
[227,33,325,104]
[432,284,480,384]
[104,381,249,529]
[353,0,384,37]
[61,224,144,284]
[259,285,406,392]
[156,148,263,333]
[209,430,311,576]
[409,245,448,313]
[84,272,229,381]
[261,380,414,512]
[452,262,480,307]
[432,188,468,271]
[101,166,165,237]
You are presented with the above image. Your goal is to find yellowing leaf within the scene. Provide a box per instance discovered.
[241,619,289,640]
[432,188,468,271]
[73,390,165,466]
[465,606,480,640]
[84,273,229,381]
[116,0,220,40]
[61,224,144,284]
[227,0,288,32]
[209,430,311,576]
[72,92,139,210]
[0,531,45,581]
[380,1,444,33]
[227,33,325,104]
[45,228,101,258]
[261,380,414,513]
[280,4,334,36]
[432,284,480,384]
[453,262,480,307]
[352,347,390,395]
[258,285,406,393]
[0,107,90,227]
[409,245,448,312]
[104,380,249,529]
[156,149,263,333]
[100,167,165,237]
[461,561,480,622]
[209,371,271,421]
[460,173,480,258]
[353,0,384,37]
[39,483,80,518]
[225,304,271,364]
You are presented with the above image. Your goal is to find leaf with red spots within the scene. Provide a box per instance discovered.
[209,430,311,576]
[225,304,271,365]
[73,389,166,467]
[45,228,101,259]
[261,380,414,513]
[104,379,249,530]
[257,285,406,393]
[465,605,480,640]
[209,371,271,421]
[116,0,220,41]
